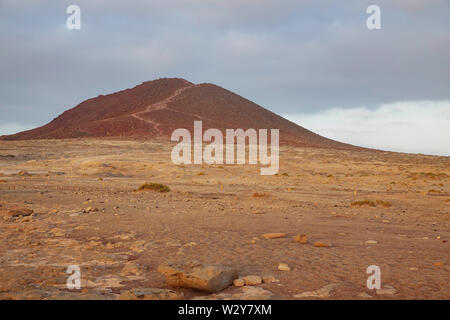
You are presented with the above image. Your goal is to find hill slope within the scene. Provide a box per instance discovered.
[1,78,360,149]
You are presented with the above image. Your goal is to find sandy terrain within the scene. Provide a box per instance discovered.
[0,139,448,299]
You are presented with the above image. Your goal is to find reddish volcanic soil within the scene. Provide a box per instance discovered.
[0,78,359,150]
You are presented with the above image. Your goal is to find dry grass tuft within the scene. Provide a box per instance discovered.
[138,182,170,193]
[253,192,270,198]
[351,200,392,208]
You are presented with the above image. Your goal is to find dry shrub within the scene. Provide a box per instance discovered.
[253,192,270,198]
[351,200,392,208]
[138,182,170,193]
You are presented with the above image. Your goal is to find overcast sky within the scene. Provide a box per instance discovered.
[0,0,449,155]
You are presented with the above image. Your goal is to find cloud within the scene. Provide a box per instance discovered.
[284,101,450,156]
[0,0,449,156]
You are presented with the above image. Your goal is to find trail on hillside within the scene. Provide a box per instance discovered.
[131,81,194,136]
[131,80,235,136]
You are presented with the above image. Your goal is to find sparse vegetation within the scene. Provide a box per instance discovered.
[351,200,392,208]
[375,200,392,208]
[351,200,377,207]
[138,182,170,193]
[408,172,449,180]
[253,192,270,198]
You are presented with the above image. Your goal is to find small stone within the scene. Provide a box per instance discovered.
[120,262,141,276]
[293,234,308,244]
[242,275,262,286]
[50,228,65,237]
[262,275,277,283]
[234,286,272,300]
[261,233,286,239]
[278,263,290,271]
[408,267,419,271]
[357,292,373,298]
[7,208,34,217]
[21,216,33,222]
[233,278,245,287]
[294,283,339,298]
[313,241,330,248]
[365,240,378,245]
[376,285,397,295]
[119,288,183,300]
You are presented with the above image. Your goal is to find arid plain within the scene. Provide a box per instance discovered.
[0,138,448,299]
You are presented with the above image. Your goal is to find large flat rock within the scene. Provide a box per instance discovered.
[157,261,238,293]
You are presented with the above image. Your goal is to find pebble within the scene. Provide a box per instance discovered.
[261,233,286,239]
[233,278,245,287]
[293,234,308,244]
[262,275,277,283]
[313,241,331,248]
[242,275,262,286]
[357,292,373,298]
[376,285,397,295]
[278,263,290,271]
[294,283,339,298]
[365,240,378,245]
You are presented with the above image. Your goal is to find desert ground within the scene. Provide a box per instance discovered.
[0,139,448,299]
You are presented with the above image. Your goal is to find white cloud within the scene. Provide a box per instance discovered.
[284,101,450,156]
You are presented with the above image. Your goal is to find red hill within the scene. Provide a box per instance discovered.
[1,78,360,149]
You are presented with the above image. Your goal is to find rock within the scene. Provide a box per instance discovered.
[261,233,286,239]
[376,285,397,295]
[278,263,290,271]
[7,208,33,217]
[365,240,378,245]
[313,241,331,248]
[233,278,245,287]
[50,228,65,237]
[235,286,272,300]
[21,216,33,222]
[119,288,183,300]
[157,261,238,293]
[293,234,308,244]
[120,262,141,276]
[357,292,373,298]
[192,286,273,300]
[242,275,262,286]
[262,275,277,283]
[294,283,339,298]
[17,170,30,176]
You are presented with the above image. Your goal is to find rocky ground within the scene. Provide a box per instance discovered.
[0,139,448,299]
